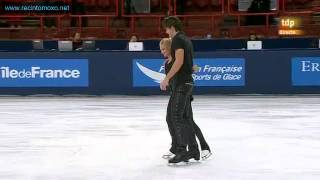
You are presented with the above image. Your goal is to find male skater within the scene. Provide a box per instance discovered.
[160,16,207,164]
[160,38,212,161]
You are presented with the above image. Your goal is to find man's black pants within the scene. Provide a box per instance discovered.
[166,83,210,153]
[166,83,198,153]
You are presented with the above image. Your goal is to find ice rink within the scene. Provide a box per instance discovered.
[0,95,320,180]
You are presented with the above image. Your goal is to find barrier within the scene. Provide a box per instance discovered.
[0,38,318,52]
[0,49,319,95]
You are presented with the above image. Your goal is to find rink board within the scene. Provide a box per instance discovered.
[0,49,319,95]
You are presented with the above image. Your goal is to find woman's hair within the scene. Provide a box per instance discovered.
[159,38,172,51]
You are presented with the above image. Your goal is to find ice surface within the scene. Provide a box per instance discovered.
[0,95,320,180]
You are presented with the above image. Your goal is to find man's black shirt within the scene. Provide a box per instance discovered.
[170,31,194,86]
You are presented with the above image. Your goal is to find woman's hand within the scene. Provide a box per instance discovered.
[192,65,200,72]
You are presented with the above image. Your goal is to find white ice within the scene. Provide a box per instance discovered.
[0,95,320,180]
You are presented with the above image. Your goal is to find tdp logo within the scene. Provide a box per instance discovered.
[279,17,302,35]
[280,17,301,29]
[281,18,295,28]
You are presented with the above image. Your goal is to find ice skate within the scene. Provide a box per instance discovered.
[201,150,212,160]
[162,151,175,159]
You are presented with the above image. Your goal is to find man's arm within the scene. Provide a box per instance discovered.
[165,49,184,81]
[160,49,184,90]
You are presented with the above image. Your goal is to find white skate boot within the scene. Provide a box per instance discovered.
[162,151,175,159]
[201,150,212,160]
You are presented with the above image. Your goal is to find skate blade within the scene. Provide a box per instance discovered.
[188,158,200,163]
[201,152,213,160]
[162,155,174,160]
[167,161,188,166]
[168,160,201,166]
[186,161,201,166]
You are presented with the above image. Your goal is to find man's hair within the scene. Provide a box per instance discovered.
[163,16,183,31]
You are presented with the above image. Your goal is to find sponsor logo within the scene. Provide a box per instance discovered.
[0,67,80,79]
[133,58,245,87]
[292,57,320,86]
[135,62,165,83]
[0,59,88,87]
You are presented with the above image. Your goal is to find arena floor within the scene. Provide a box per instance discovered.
[0,95,319,180]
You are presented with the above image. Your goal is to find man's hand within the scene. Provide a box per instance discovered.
[160,78,169,91]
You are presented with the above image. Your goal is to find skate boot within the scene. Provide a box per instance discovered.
[186,148,200,162]
[201,145,212,160]
[168,150,189,165]
[162,151,175,159]
[201,150,212,160]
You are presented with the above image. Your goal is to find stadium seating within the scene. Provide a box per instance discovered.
[0,0,319,39]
